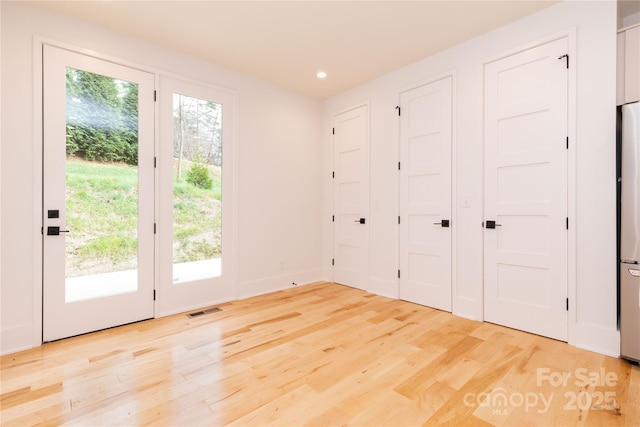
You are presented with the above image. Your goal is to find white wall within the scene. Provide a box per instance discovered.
[323,1,619,356]
[0,1,323,355]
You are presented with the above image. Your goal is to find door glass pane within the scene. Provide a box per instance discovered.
[172,93,223,283]
[65,67,139,302]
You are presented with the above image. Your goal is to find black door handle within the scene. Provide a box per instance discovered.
[47,226,70,236]
[433,219,450,228]
[353,218,366,224]
[484,220,502,229]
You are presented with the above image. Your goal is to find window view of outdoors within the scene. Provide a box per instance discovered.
[172,93,223,282]
[65,67,140,278]
[63,68,222,297]
[65,67,140,301]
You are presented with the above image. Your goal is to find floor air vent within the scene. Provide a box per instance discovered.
[187,307,222,318]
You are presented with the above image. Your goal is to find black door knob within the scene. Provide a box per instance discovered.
[47,226,70,236]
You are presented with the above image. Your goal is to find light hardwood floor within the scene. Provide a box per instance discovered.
[1,282,638,426]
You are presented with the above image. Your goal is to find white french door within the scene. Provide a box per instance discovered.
[332,105,369,291]
[399,77,453,312]
[157,76,235,316]
[484,38,568,341]
[42,45,155,341]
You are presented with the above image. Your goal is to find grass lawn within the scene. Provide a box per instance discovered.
[65,158,221,277]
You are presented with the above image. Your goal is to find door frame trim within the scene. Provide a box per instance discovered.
[33,38,44,347]
[480,28,577,343]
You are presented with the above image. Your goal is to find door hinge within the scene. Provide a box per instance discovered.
[566,298,569,310]
[398,216,401,225]
[558,54,569,69]
[332,258,335,266]
[154,90,157,102]
[395,105,401,116]
[154,223,157,234]
[566,137,569,149]
[398,162,401,170]
[398,270,401,279]
[332,127,335,135]
[332,171,335,179]
[154,156,157,168]
[566,217,569,230]
[154,290,156,301]
[332,215,335,222]
[41,226,43,235]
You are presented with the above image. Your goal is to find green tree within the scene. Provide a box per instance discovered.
[186,153,213,190]
[65,68,139,164]
[120,83,139,164]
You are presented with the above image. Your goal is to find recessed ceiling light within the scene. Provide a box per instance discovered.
[316,71,327,79]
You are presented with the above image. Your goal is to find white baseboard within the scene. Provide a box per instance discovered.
[236,268,323,300]
[1,324,35,356]
[453,295,483,322]
[368,276,398,299]
[570,322,620,358]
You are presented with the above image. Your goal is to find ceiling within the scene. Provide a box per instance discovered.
[32,1,581,99]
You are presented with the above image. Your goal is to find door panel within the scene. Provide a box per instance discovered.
[484,38,568,341]
[43,45,155,341]
[399,77,452,311]
[157,76,235,316]
[333,105,369,290]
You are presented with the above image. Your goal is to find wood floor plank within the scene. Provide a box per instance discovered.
[1,282,638,426]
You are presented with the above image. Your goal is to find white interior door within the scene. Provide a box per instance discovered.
[399,77,453,311]
[332,105,369,290]
[157,76,235,316]
[484,38,568,341]
[42,45,155,341]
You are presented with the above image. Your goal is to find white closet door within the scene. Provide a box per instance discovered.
[399,77,452,312]
[332,105,369,291]
[484,38,569,341]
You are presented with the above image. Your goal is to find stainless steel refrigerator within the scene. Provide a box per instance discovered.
[619,101,640,363]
